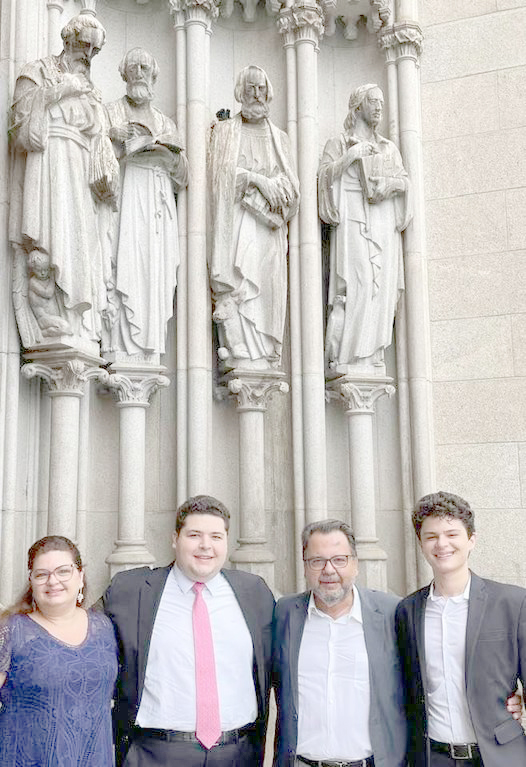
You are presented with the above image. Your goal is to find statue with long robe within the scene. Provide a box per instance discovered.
[209,65,299,370]
[9,14,117,347]
[104,48,188,357]
[319,84,412,372]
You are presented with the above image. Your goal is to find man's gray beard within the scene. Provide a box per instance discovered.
[241,101,269,121]
[314,581,352,607]
[127,82,154,105]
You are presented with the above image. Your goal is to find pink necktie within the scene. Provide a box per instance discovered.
[192,582,221,749]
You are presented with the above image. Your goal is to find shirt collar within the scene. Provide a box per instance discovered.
[307,585,363,624]
[429,575,471,603]
[171,563,224,595]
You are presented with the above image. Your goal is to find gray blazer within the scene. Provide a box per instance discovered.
[396,572,526,767]
[272,587,407,767]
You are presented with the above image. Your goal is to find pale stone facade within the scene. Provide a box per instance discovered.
[0,0,525,608]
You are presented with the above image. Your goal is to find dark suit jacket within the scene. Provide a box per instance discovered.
[272,588,407,767]
[103,564,275,765]
[395,572,526,767]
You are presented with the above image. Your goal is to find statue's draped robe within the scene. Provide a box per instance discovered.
[9,54,110,340]
[319,132,412,363]
[105,98,188,355]
[209,114,299,363]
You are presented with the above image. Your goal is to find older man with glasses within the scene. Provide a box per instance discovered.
[272,519,406,767]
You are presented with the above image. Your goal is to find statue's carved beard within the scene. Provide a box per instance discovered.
[127,82,154,104]
[241,101,269,121]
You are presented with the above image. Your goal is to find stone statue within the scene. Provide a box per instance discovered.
[103,47,188,357]
[209,65,299,370]
[9,14,118,348]
[319,83,412,373]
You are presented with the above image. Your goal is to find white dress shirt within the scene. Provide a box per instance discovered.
[296,587,373,760]
[425,578,477,743]
[136,565,258,730]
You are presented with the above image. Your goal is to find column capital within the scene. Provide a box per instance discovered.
[327,375,395,414]
[22,359,88,396]
[169,0,220,25]
[277,0,332,46]
[77,0,98,15]
[222,370,289,411]
[46,0,65,10]
[104,372,170,407]
[379,22,424,65]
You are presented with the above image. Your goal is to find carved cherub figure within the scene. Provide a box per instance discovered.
[28,250,72,337]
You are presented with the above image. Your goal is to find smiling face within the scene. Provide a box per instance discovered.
[419,515,476,579]
[172,513,228,582]
[304,531,358,612]
[30,549,83,613]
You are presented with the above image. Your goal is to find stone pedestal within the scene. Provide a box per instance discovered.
[103,361,170,576]
[22,343,104,541]
[222,369,288,591]
[327,373,395,590]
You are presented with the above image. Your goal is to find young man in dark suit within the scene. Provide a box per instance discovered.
[103,495,275,767]
[396,491,526,767]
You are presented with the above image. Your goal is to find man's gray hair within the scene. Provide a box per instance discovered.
[234,65,273,105]
[343,83,381,132]
[61,14,106,47]
[119,47,160,84]
[301,519,357,558]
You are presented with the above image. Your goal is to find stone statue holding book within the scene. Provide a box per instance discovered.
[209,65,299,370]
[104,47,188,357]
[319,83,412,373]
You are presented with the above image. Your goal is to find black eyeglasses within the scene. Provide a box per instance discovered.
[303,555,353,571]
[30,564,76,584]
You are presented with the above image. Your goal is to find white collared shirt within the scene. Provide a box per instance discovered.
[424,578,477,743]
[296,587,373,760]
[136,565,258,730]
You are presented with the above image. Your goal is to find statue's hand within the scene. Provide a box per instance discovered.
[343,141,377,169]
[252,174,283,212]
[368,175,405,203]
[56,73,92,101]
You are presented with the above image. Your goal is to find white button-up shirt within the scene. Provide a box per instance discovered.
[296,587,373,760]
[425,578,477,743]
[136,565,258,730]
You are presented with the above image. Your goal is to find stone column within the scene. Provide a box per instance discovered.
[380,17,433,586]
[170,0,218,495]
[46,0,65,54]
[104,365,170,576]
[21,350,103,540]
[224,371,289,591]
[327,376,395,590]
[278,1,330,525]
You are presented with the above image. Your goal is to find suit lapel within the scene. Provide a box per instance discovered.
[137,565,172,697]
[414,584,430,695]
[360,588,386,675]
[288,593,309,714]
[465,573,487,688]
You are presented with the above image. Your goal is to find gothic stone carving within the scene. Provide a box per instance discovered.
[103,47,189,357]
[9,14,118,349]
[209,65,299,371]
[319,84,412,374]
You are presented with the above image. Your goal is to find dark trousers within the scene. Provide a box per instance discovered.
[430,751,483,767]
[123,733,260,767]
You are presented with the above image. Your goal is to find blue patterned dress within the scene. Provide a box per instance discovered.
[0,610,118,766]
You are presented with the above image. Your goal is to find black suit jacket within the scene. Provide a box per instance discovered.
[395,572,526,767]
[103,564,275,765]
[272,588,407,767]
